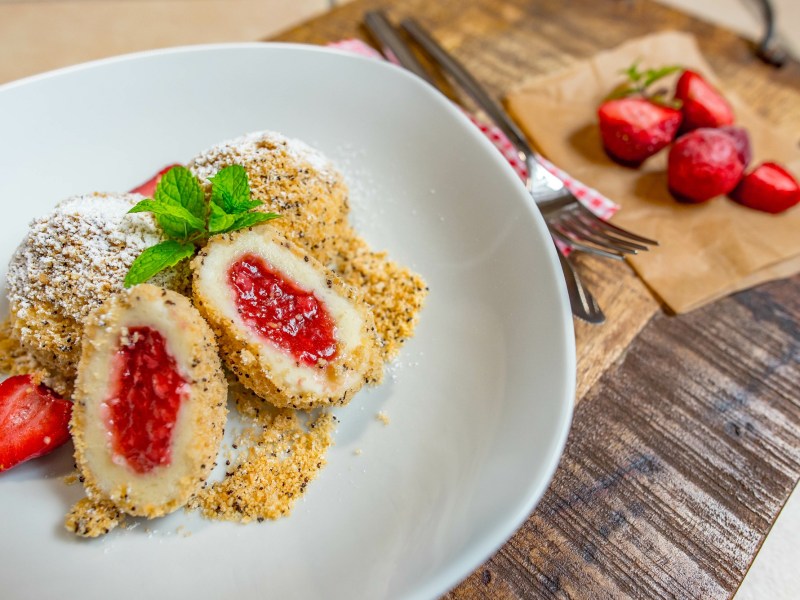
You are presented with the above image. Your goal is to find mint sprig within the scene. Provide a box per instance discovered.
[206,165,279,234]
[128,198,205,234]
[606,61,683,108]
[149,166,207,239]
[210,165,261,213]
[124,165,280,287]
[123,240,196,288]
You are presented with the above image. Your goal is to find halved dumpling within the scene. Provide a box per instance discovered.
[192,226,382,410]
[187,130,352,266]
[71,284,227,518]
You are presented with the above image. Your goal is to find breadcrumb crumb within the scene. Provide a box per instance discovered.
[188,381,334,523]
[65,498,125,538]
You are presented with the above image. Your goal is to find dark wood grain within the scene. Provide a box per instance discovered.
[274,0,800,402]
[274,1,800,597]
[448,275,800,598]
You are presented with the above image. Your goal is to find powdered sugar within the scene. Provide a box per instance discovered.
[7,192,171,325]
[189,131,336,182]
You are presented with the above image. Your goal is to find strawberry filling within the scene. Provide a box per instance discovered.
[228,254,337,366]
[106,327,187,474]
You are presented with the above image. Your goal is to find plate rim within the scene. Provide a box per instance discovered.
[0,42,576,600]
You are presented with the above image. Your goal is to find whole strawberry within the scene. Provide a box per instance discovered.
[675,70,734,131]
[730,162,800,214]
[668,128,744,202]
[598,98,682,166]
[598,63,683,166]
[718,126,751,170]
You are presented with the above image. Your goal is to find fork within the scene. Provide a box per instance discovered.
[399,17,658,262]
[364,11,605,323]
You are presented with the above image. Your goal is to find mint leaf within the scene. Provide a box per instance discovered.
[210,165,261,214]
[156,165,206,218]
[128,199,205,233]
[605,83,638,101]
[610,62,683,101]
[153,166,206,238]
[650,93,683,110]
[123,240,195,288]
[124,164,280,276]
[642,65,682,88]
[620,61,642,83]
[208,201,237,234]
[209,206,279,235]
[229,211,280,231]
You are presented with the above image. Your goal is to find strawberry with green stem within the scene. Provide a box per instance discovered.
[598,62,683,166]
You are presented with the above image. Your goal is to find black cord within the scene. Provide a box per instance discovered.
[755,0,788,67]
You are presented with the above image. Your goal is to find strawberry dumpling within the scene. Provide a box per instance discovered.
[6,193,189,392]
[192,226,382,410]
[188,130,351,266]
[71,284,227,518]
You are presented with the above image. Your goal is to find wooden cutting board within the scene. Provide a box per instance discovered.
[275,0,800,597]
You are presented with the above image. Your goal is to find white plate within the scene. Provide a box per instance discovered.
[0,44,574,599]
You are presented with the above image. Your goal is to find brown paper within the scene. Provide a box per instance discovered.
[505,31,800,314]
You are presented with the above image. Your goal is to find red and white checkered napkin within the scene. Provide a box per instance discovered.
[328,39,619,223]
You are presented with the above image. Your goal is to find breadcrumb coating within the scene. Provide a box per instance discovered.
[189,380,334,522]
[71,285,227,519]
[6,193,189,386]
[189,131,350,267]
[192,226,383,410]
[3,130,428,534]
[187,130,428,362]
[331,235,428,362]
[65,498,124,538]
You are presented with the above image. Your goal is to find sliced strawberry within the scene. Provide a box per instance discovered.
[668,128,744,203]
[718,126,752,170]
[0,375,71,471]
[675,70,734,131]
[129,164,181,197]
[598,98,682,166]
[730,162,800,214]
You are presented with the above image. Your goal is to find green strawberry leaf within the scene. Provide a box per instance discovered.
[123,240,195,288]
[210,165,262,214]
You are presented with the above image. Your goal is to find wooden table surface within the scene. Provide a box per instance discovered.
[275,0,800,597]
